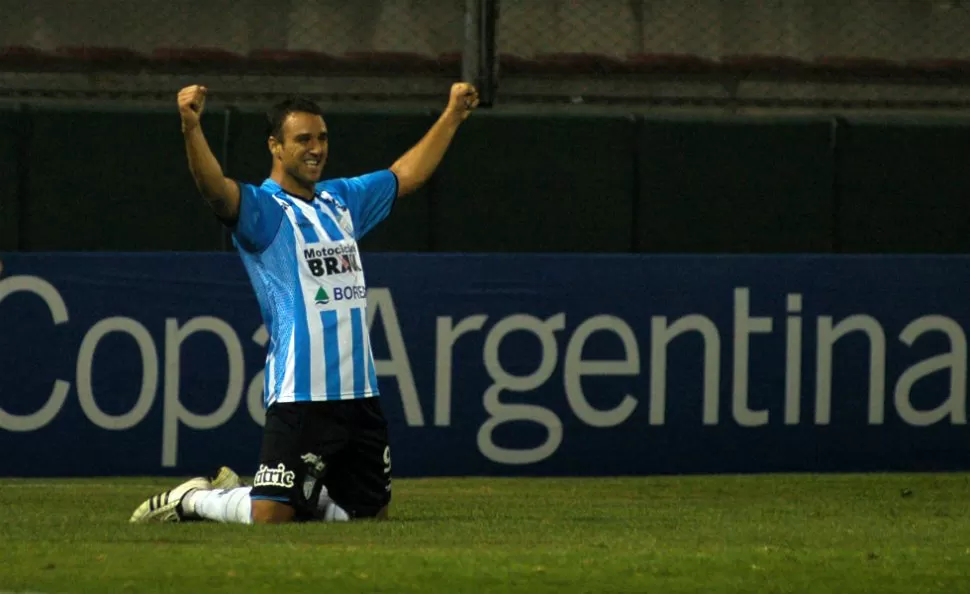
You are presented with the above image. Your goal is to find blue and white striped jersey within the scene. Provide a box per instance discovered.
[231,170,397,407]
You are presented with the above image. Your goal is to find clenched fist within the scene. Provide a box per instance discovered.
[177,85,207,132]
[446,82,479,121]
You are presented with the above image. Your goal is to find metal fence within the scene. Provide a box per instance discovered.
[0,0,464,57]
[1,0,969,108]
[499,0,970,60]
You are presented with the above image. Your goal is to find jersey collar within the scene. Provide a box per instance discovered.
[261,178,316,202]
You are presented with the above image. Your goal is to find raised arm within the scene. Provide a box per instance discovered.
[390,82,479,197]
[178,85,240,222]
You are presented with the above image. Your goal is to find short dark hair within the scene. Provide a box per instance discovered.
[266,96,324,141]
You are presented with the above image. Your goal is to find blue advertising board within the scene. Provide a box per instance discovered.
[1,253,968,477]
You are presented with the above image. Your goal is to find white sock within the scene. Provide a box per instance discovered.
[323,502,350,521]
[315,486,350,522]
[183,485,348,523]
[183,487,252,525]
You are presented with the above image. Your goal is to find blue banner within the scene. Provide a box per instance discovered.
[1,253,968,477]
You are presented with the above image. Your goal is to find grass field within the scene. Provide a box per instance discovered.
[1,473,969,593]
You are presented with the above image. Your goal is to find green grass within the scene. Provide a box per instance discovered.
[1,474,969,593]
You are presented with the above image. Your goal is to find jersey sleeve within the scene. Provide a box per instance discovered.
[325,170,398,240]
[233,182,285,253]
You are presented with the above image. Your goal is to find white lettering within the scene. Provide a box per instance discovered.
[563,315,639,427]
[434,315,487,426]
[894,315,967,426]
[649,314,720,425]
[478,314,565,464]
[815,315,886,424]
[162,317,244,467]
[253,463,295,488]
[9,273,970,472]
[367,288,424,426]
[0,275,71,432]
[76,317,158,430]
[247,325,269,427]
[785,294,803,425]
[733,288,771,427]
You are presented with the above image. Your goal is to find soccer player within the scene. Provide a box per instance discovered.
[129,81,479,525]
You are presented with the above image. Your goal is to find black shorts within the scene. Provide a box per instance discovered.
[251,398,391,520]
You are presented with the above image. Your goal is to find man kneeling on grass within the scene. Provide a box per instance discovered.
[129,81,479,525]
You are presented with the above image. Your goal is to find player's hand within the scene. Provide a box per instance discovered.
[446,82,479,121]
[178,85,207,132]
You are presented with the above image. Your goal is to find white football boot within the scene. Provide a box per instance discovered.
[128,466,244,523]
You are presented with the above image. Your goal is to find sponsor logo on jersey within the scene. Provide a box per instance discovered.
[253,463,296,489]
[301,452,326,475]
[312,285,367,307]
[304,246,362,277]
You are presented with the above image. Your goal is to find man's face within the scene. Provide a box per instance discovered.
[273,112,329,187]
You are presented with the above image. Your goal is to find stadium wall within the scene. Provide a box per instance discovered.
[1,252,969,477]
[1,108,968,254]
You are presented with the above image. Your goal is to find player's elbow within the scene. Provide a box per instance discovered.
[197,178,240,221]
[389,163,421,197]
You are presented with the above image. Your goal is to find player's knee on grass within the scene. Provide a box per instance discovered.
[251,499,296,524]
[336,501,389,520]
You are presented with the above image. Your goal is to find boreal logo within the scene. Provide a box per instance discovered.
[313,285,366,307]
